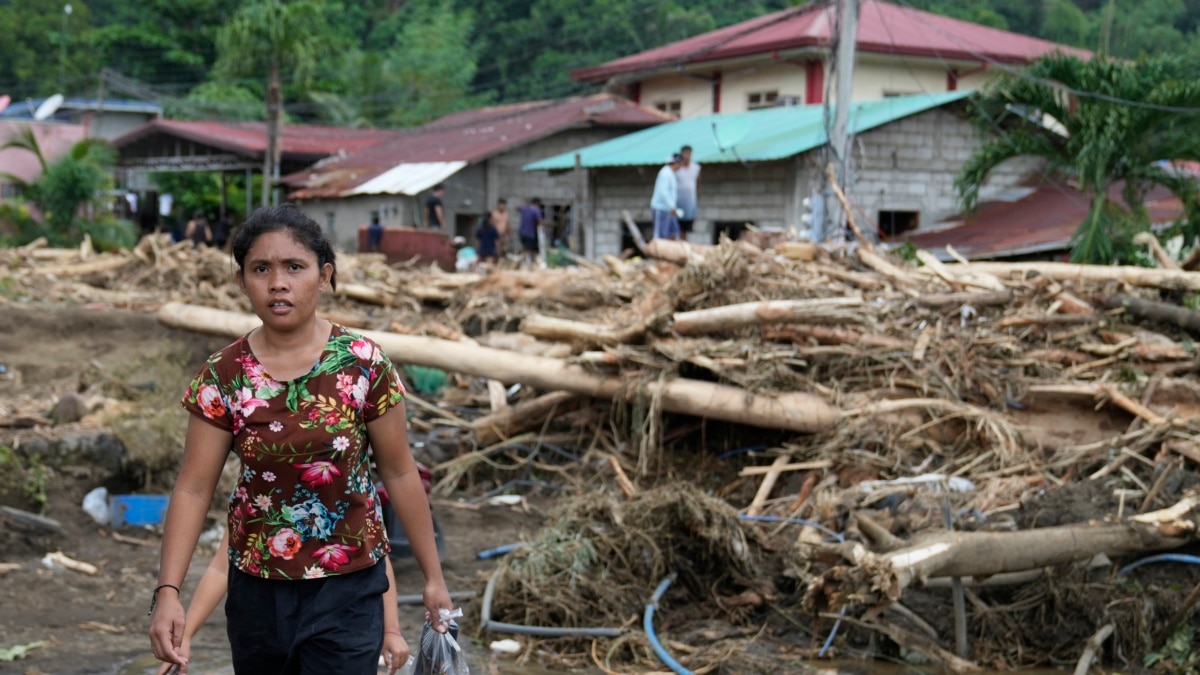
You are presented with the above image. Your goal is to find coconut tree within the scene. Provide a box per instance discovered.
[214,0,342,206]
[0,127,122,246]
[956,53,1200,263]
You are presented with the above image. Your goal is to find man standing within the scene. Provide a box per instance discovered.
[366,213,383,252]
[490,198,509,258]
[651,154,683,241]
[674,145,701,238]
[425,184,446,230]
[517,197,544,266]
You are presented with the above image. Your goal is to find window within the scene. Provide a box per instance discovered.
[654,100,681,116]
[712,221,753,245]
[747,91,779,110]
[1,182,23,199]
[878,210,919,237]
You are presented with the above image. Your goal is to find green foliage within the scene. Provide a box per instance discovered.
[150,171,251,229]
[80,216,141,252]
[165,82,265,121]
[957,53,1200,263]
[0,446,50,511]
[1144,624,1200,673]
[0,130,120,248]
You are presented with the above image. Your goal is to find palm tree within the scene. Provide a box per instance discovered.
[956,53,1200,263]
[214,0,342,206]
[1,126,117,245]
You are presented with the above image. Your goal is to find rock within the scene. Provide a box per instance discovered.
[49,392,89,425]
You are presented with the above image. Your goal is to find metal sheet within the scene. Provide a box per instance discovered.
[349,161,468,196]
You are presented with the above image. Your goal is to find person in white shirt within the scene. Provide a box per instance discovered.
[674,145,701,238]
[650,154,683,241]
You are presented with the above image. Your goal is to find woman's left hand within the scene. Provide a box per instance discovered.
[382,630,410,675]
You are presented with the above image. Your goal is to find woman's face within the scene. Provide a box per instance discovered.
[237,230,332,333]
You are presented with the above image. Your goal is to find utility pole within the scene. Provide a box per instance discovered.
[59,4,72,91]
[823,0,858,246]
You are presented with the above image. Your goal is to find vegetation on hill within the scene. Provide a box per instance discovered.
[2,0,1198,128]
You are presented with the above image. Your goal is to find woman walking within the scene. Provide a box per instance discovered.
[149,204,451,673]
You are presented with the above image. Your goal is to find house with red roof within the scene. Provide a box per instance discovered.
[109,119,400,232]
[573,0,1088,119]
[279,93,671,254]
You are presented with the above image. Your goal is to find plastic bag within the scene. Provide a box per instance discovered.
[398,607,469,675]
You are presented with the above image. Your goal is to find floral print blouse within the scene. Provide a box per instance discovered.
[182,325,405,580]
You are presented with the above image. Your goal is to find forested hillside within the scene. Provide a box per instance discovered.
[1,0,1197,128]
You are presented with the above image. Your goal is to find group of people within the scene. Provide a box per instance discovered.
[452,195,547,271]
[650,145,701,241]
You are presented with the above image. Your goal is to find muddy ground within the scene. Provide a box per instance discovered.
[0,304,550,674]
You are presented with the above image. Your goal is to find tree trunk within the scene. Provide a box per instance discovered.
[1102,294,1200,335]
[671,297,865,335]
[521,314,647,346]
[813,496,1198,608]
[471,391,582,446]
[956,261,1200,292]
[263,59,281,207]
[156,303,840,433]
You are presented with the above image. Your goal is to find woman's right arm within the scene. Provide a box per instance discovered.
[149,416,232,667]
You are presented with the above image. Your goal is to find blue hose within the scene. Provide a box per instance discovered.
[644,575,693,675]
[1117,553,1200,577]
[737,514,846,657]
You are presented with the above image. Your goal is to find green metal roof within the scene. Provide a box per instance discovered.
[523,90,973,171]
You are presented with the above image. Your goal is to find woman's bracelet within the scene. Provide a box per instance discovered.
[384,629,403,637]
[147,583,181,616]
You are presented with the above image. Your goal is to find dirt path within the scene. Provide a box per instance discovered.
[0,304,549,673]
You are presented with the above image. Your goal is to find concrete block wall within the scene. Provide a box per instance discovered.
[848,108,1042,227]
[589,161,792,256]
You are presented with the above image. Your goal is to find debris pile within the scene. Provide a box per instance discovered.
[4,231,1200,673]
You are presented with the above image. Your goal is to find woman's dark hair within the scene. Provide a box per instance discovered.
[231,204,338,290]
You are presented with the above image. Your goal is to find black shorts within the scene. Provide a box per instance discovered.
[520,235,538,252]
[226,561,387,675]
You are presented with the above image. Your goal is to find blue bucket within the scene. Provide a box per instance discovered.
[109,494,170,527]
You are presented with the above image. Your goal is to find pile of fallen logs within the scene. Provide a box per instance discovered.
[6,230,1200,672]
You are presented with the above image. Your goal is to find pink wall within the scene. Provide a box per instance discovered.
[0,121,87,184]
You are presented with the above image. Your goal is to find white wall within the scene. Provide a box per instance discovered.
[719,62,808,113]
[639,73,715,118]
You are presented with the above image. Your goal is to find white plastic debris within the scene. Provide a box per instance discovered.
[486,495,524,507]
[489,639,521,654]
[858,473,975,494]
[81,487,110,525]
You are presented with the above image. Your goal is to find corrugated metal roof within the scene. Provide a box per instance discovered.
[349,161,467,196]
[111,119,399,161]
[903,181,1186,260]
[285,93,671,199]
[0,97,163,118]
[573,0,1091,83]
[524,90,972,170]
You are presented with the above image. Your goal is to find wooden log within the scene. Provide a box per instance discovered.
[644,238,695,264]
[916,289,1012,309]
[621,210,648,254]
[470,391,580,446]
[32,254,136,277]
[915,249,1006,291]
[521,314,647,347]
[957,261,1200,292]
[1133,232,1180,270]
[1102,294,1200,335]
[672,297,865,335]
[158,303,840,433]
[817,495,1198,607]
[0,506,64,535]
[763,324,908,349]
[810,263,884,290]
[857,247,923,290]
[335,282,394,306]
